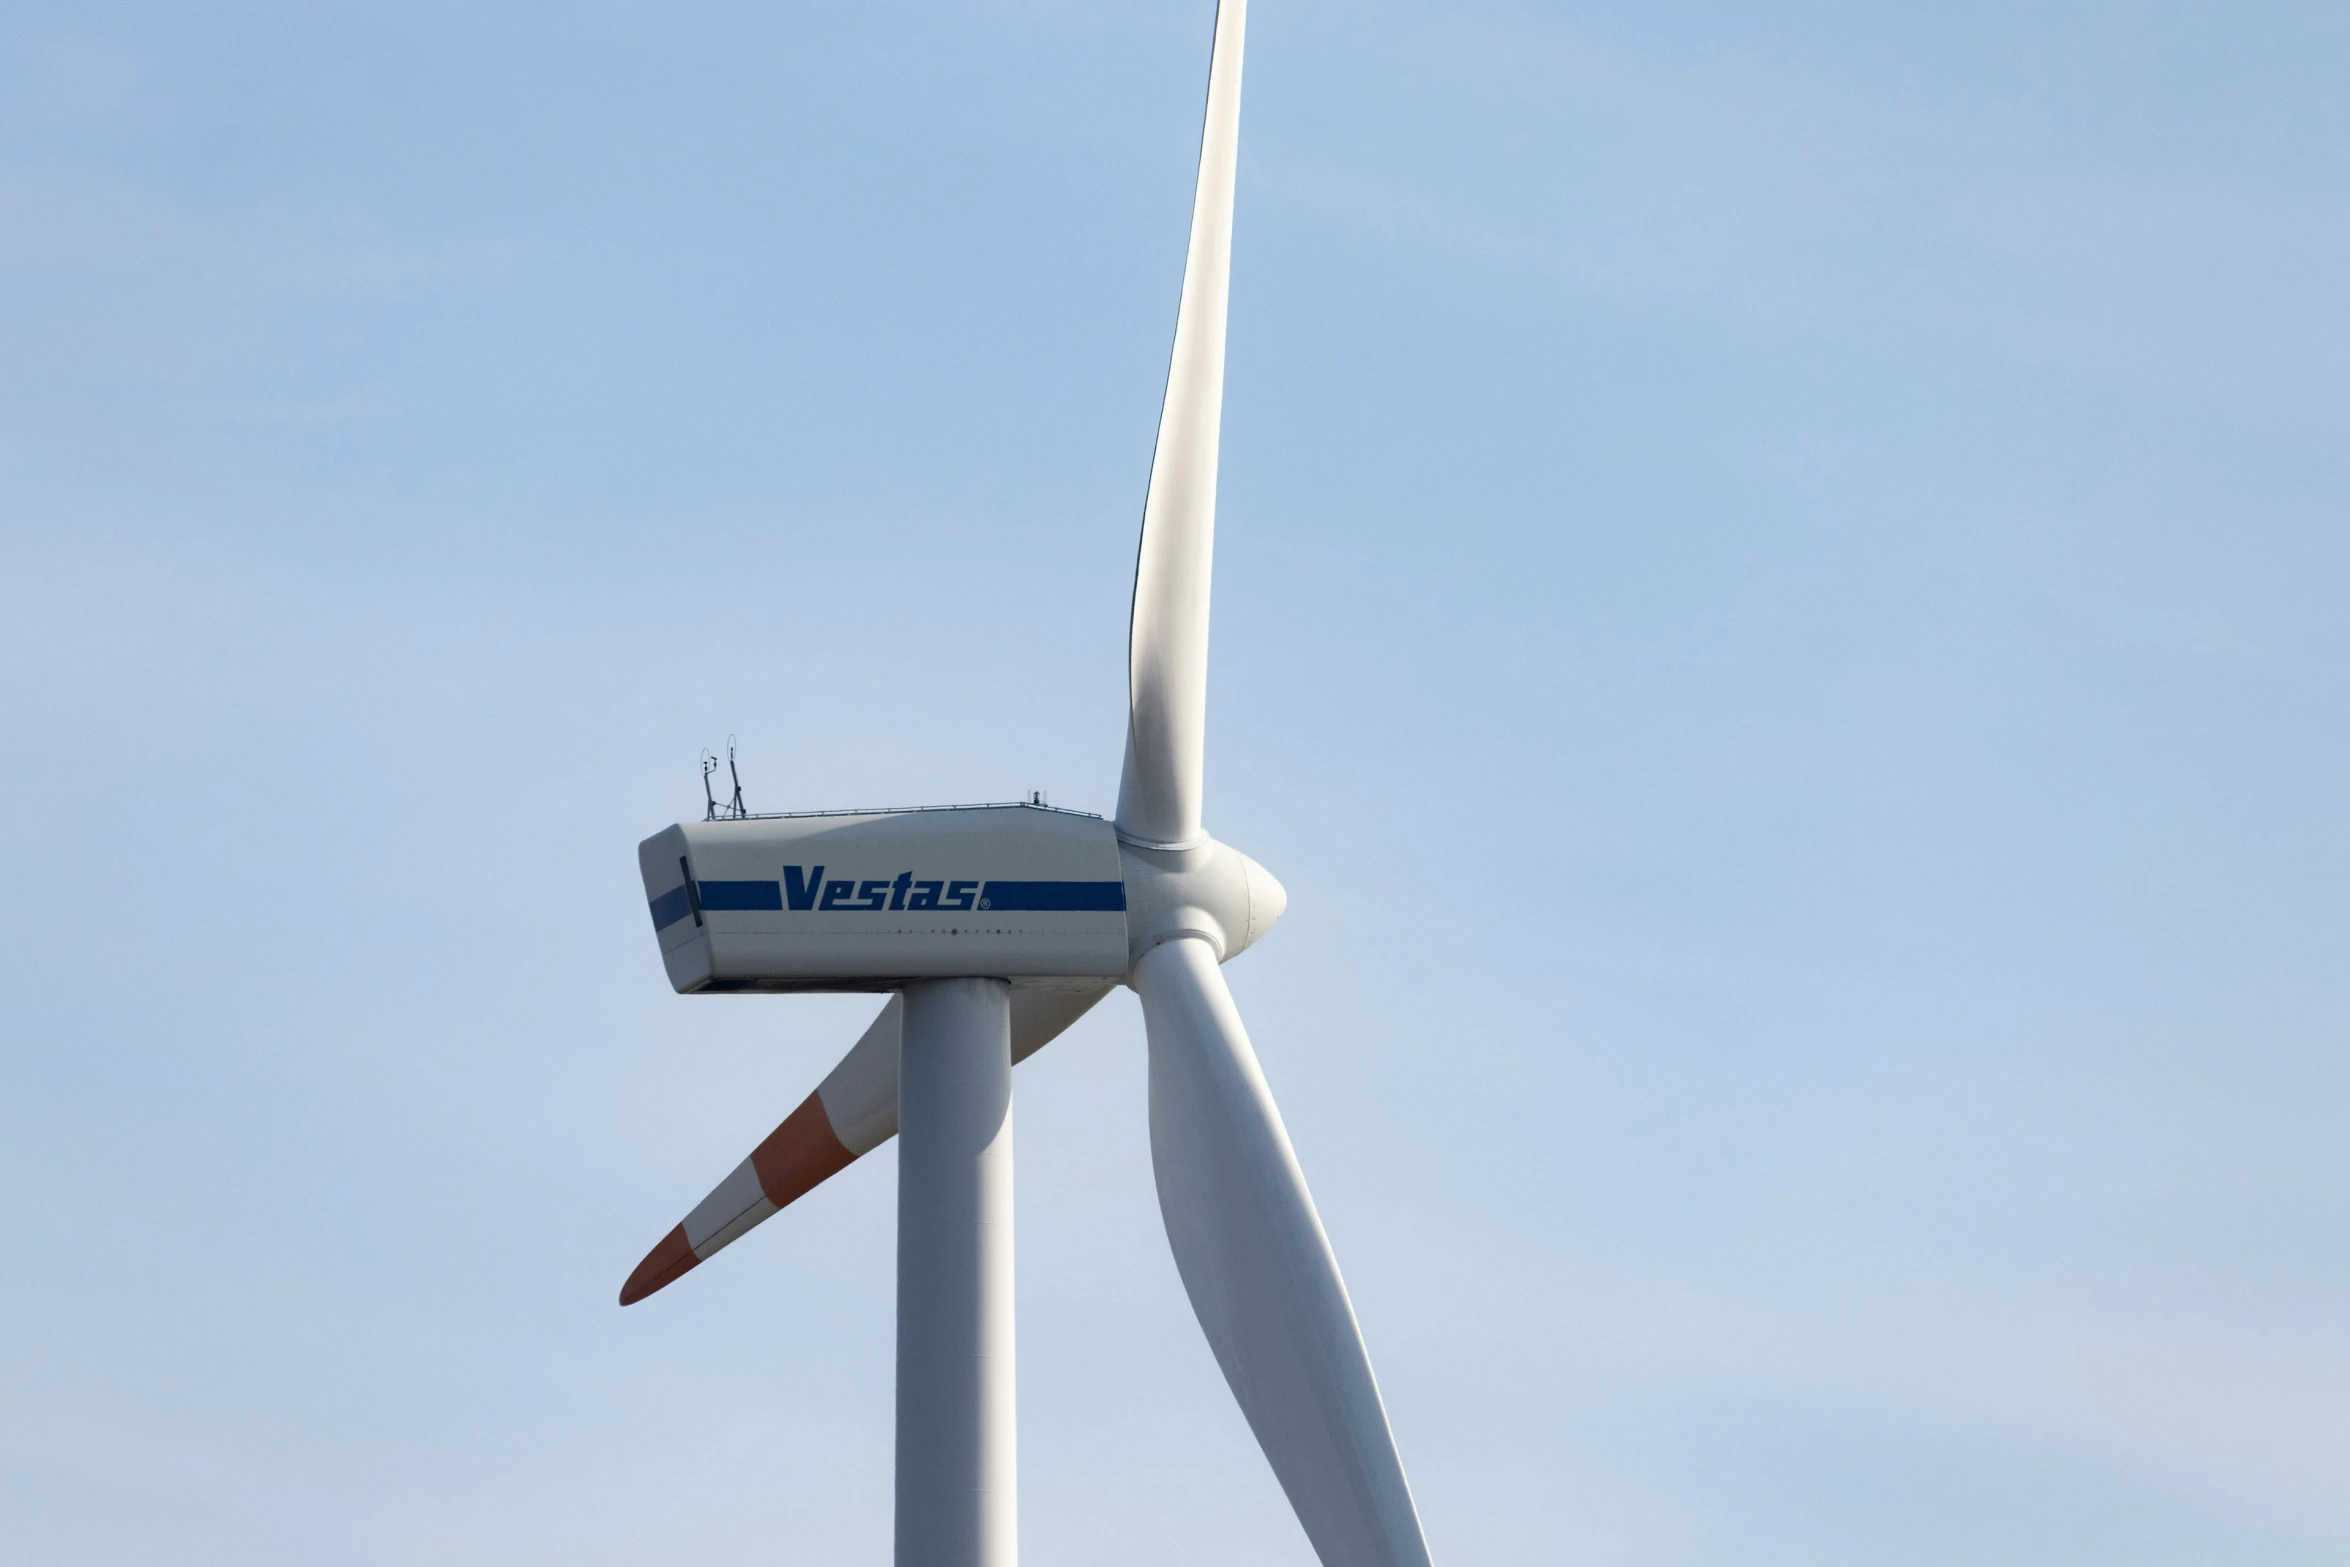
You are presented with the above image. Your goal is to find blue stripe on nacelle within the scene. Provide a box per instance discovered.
[978,881,1127,912]
[648,884,694,931]
[663,878,1126,920]
[699,879,784,911]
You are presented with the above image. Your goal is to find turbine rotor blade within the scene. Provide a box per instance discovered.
[619,984,1110,1305]
[1134,936,1434,1567]
[1117,0,1248,851]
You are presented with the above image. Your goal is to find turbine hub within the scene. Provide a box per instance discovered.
[1117,835,1285,968]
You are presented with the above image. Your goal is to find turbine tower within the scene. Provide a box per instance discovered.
[621,5,1435,1563]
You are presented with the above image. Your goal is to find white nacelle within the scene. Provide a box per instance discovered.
[640,802,1286,992]
[642,805,1128,993]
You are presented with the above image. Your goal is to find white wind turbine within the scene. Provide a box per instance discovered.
[622,5,1434,1564]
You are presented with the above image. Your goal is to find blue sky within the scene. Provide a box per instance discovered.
[4,2,2346,1562]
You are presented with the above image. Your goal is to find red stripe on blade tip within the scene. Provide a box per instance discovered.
[618,1223,699,1306]
[749,1092,858,1210]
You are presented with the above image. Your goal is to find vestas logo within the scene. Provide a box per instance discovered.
[784,866,981,912]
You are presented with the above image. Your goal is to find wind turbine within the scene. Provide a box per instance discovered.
[622,5,1434,1563]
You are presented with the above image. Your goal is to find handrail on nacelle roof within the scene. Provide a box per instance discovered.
[700,799,1105,824]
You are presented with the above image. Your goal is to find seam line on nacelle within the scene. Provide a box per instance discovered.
[1116,830,1210,851]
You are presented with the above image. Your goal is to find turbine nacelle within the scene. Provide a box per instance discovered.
[636,803,1284,991]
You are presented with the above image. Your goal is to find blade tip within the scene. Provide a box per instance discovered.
[618,1222,699,1306]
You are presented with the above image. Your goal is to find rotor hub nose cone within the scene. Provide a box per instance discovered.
[1240,853,1287,951]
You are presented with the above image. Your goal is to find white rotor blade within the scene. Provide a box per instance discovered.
[1117,0,1247,851]
[1134,937,1434,1567]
